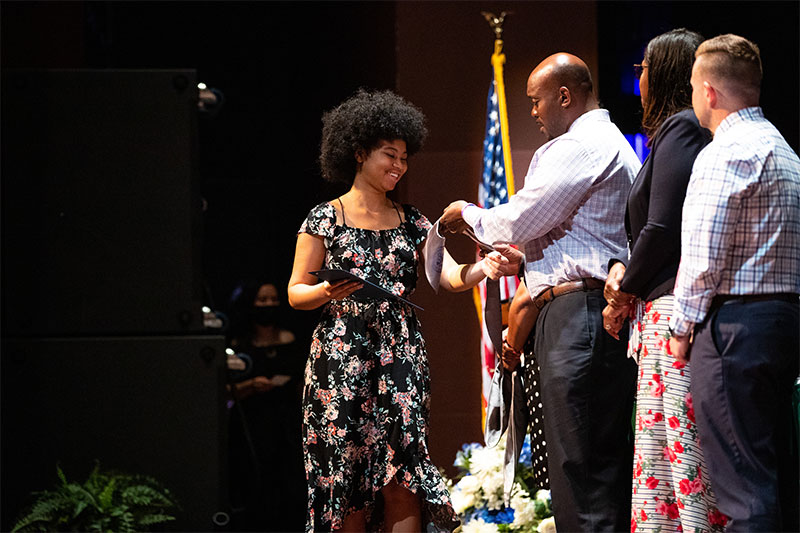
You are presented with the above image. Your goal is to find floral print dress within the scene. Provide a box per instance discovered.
[298,201,459,532]
[629,295,727,532]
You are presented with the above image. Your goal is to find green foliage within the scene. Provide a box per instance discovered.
[12,463,179,532]
[533,497,551,518]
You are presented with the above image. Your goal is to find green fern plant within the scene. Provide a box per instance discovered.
[12,463,179,532]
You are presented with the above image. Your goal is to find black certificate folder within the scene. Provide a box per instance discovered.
[309,269,423,310]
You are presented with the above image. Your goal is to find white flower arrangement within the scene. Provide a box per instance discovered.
[445,434,554,533]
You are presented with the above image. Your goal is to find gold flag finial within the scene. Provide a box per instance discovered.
[481,11,510,40]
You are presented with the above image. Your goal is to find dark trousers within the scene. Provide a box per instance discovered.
[690,297,800,532]
[533,289,636,532]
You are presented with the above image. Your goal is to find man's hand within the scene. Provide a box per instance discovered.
[602,303,629,340]
[440,200,469,234]
[479,252,510,280]
[489,243,524,277]
[501,329,521,371]
[668,334,691,364]
[493,243,524,267]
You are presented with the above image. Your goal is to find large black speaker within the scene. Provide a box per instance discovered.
[0,335,229,531]
[1,69,204,336]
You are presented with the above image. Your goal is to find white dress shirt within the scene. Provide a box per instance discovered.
[670,107,800,336]
[463,109,641,298]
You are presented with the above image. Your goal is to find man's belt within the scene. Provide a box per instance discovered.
[533,278,605,310]
[712,293,799,306]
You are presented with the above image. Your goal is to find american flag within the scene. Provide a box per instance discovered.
[475,46,519,427]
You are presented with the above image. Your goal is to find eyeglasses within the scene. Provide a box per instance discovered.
[633,64,648,80]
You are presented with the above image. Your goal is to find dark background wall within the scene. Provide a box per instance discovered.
[2,0,797,528]
[597,0,799,149]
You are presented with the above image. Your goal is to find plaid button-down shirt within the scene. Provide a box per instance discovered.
[670,107,800,336]
[463,109,640,298]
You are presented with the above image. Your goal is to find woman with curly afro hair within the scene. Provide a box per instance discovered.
[289,89,521,532]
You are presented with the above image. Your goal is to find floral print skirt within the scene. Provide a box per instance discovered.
[630,295,727,532]
[302,298,459,532]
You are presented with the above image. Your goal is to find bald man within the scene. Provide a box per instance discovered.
[441,53,641,531]
[668,34,800,531]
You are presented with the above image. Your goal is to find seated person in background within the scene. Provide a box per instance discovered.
[225,280,306,533]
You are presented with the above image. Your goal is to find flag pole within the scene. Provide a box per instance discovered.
[483,11,515,194]
[476,11,518,430]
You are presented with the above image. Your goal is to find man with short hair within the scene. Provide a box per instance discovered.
[669,34,800,531]
[441,53,641,532]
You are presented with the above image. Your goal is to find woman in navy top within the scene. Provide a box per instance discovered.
[602,29,728,532]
